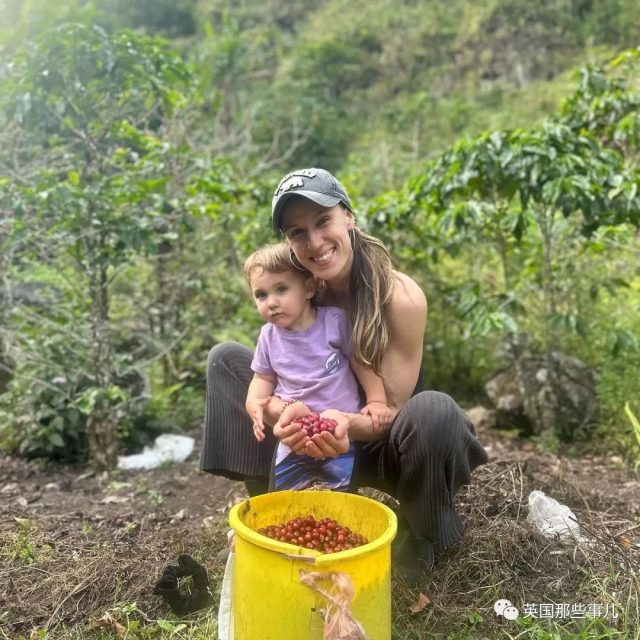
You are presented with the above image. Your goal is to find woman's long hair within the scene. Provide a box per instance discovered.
[349,227,394,374]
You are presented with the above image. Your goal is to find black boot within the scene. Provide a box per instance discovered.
[392,517,435,585]
[244,476,269,497]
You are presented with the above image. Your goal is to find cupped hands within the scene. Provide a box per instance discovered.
[273,404,350,458]
[304,409,350,459]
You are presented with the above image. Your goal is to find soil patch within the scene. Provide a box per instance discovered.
[1,425,639,638]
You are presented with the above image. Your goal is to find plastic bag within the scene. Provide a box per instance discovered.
[299,571,368,640]
[527,490,582,539]
[117,434,194,470]
[217,550,234,640]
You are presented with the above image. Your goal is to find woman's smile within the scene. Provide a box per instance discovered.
[280,201,353,283]
[310,247,336,266]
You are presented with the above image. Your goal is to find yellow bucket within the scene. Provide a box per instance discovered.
[229,490,397,640]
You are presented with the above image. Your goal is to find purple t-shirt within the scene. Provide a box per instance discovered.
[251,306,361,414]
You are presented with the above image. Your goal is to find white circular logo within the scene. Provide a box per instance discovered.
[503,606,520,620]
[494,599,512,616]
[494,599,519,620]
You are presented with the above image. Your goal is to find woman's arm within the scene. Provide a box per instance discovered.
[349,356,387,405]
[379,272,427,410]
[349,356,392,433]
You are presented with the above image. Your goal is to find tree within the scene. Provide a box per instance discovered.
[366,60,640,426]
[374,120,638,339]
[560,48,640,160]
[0,24,191,469]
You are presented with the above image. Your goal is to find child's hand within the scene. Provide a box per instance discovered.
[249,397,270,442]
[360,401,393,434]
[273,401,311,453]
[305,409,350,458]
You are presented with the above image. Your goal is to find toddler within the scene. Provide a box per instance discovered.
[244,242,391,491]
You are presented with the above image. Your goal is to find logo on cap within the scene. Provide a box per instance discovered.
[274,169,318,197]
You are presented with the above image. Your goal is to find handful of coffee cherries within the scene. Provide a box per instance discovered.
[294,412,338,437]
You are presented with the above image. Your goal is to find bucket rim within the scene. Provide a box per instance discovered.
[229,490,397,565]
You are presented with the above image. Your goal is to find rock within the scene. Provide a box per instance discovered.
[465,406,497,430]
[101,495,131,504]
[485,349,599,440]
[170,509,186,522]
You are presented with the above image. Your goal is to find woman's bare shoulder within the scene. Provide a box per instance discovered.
[390,271,427,313]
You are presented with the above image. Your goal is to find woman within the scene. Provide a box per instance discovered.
[201,168,489,581]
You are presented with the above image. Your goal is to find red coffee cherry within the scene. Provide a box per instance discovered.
[257,514,368,554]
[292,413,338,437]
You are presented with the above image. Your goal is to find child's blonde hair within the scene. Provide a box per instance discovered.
[244,242,312,282]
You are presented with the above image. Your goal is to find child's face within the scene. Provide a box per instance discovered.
[249,268,315,331]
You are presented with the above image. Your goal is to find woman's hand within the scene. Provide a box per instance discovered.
[360,401,393,434]
[304,409,350,458]
[273,401,311,453]
[345,408,398,441]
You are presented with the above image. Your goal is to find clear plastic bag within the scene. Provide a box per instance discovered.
[299,571,368,640]
[527,490,581,539]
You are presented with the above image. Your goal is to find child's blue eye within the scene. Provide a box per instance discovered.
[276,286,288,294]
[255,292,266,300]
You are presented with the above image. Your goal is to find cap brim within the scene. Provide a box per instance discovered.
[272,191,342,233]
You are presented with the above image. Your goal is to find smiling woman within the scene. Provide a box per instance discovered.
[278,197,394,375]
[201,168,489,582]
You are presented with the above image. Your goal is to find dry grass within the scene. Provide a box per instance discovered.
[0,513,229,637]
[389,458,640,638]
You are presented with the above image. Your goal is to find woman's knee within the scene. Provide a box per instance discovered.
[402,390,469,443]
[207,342,250,378]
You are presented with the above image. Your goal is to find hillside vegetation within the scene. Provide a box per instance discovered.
[1,3,640,640]
[3,0,640,189]
[0,0,639,467]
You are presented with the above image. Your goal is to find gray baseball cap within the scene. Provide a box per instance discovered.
[271,168,353,233]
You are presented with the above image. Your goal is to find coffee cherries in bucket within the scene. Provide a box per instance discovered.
[295,413,337,437]
[258,515,368,554]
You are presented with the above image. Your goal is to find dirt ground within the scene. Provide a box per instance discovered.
[0,426,245,637]
[1,419,639,639]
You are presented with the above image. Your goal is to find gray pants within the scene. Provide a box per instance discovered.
[200,342,489,548]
